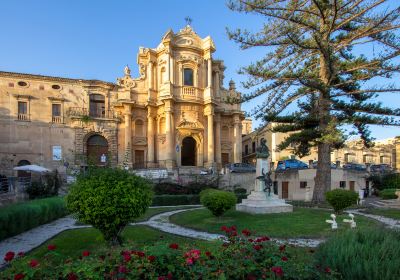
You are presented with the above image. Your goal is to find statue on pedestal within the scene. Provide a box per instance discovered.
[256,138,270,159]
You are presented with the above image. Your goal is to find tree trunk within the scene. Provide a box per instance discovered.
[313,142,331,203]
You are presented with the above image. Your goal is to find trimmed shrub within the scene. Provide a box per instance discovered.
[315,228,400,280]
[200,189,237,217]
[66,168,153,245]
[379,188,398,200]
[152,193,247,206]
[368,172,400,190]
[233,187,247,194]
[0,197,67,241]
[153,181,218,195]
[325,189,358,214]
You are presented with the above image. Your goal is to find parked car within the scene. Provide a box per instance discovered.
[312,161,337,169]
[226,163,256,173]
[369,164,392,173]
[276,159,308,171]
[342,163,366,171]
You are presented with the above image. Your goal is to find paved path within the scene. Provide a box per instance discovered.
[347,209,400,229]
[4,206,398,268]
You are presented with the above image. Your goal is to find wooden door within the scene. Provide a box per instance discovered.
[282,182,289,199]
[221,153,229,166]
[135,150,145,168]
[349,181,355,192]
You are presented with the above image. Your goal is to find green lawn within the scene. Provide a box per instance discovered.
[170,207,380,238]
[26,225,217,260]
[361,208,400,220]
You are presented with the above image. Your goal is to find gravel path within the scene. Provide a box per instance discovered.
[347,209,400,229]
[4,206,397,268]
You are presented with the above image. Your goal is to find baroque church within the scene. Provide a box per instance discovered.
[0,25,244,174]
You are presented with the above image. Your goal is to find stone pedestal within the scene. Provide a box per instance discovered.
[236,158,293,214]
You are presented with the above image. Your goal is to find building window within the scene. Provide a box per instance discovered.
[344,153,356,163]
[52,104,62,123]
[245,145,249,155]
[252,142,256,153]
[340,181,346,189]
[17,101,28,121]
[8,82,14,87]
[183,68,194,86]
[135,119,144,136]
[300,181,307,189]
[89,94,105,118]
[363,154,374,163]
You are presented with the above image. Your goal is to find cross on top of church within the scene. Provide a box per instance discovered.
[185,16,192,26]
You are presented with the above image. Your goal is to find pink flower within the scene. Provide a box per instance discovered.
[158,277,166,280]
[132,251,145,258]
[29,259,39,268]
[148,255,156,262]
[47,244,56,251]
[118,265,128,273]
[123,253,131,262]
[253,245,263,251]
[186,257,194,265]
[4,251,15,262]
[14,274,25,280]
[271,266,284,277]
[82,251,90,257]
[281,256,288,261]
[169,243,179,250]
[242,229,251,236]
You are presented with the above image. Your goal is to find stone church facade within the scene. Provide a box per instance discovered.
[0,26,244,175]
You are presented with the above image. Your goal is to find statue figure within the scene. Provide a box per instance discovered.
[261,168,273,196]
[256,138,270,159]
[124,65,131,77]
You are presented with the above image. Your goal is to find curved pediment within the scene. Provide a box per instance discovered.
[177,120,204,130]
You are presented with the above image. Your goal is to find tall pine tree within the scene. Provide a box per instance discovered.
[227,0,400,202]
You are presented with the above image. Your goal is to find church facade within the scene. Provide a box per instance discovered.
[0,26,244,175]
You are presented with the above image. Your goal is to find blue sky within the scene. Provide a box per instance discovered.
[1,0,399,140]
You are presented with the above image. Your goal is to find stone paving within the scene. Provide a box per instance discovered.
[1,206,398,268]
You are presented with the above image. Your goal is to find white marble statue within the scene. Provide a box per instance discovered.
[343,213,357,228]
[326,214,338,230]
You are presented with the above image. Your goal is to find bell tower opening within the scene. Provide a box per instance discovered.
[181,136,196,166]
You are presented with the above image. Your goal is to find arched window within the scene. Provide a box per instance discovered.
[183,68,194,86]
[222,126,229,139]
[159,117,166,134]
[135,119,144,136]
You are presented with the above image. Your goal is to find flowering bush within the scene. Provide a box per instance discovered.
[1,227,338,279]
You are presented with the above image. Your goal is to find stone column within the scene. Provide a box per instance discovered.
[215,113,222,168]
[147,109,155,165]
[206,109,215,166]
[207,59,212,88]
[165,100,175,168]
[147,62,153,90]
[123,104,132,167]
[166,51,170,83]
[233,114,242,163]
[215,71,220,96]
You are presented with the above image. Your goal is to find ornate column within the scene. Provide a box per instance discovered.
[147,62,153,90]
[233,114,242,163]
[205,105,215,167]
[215,71,220,96]
[123,104,132,167]
[147,107,155,165]
[165,100,175,168]
[207,59,212,88]
[215,113,222,168]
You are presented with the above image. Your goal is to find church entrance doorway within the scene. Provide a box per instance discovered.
[181,136,196,166]
[87,135,108,166]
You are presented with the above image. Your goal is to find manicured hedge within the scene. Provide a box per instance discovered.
[152,194,247,206]
[0,197,68,241]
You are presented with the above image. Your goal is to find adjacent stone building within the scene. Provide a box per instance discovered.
[0,26,245,176]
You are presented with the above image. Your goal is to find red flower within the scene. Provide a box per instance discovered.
[220,225,228,232]
[29,259,39,268]
[132,251,145,258]
[230,225,237,231]
[271,266,284,277]
[47,244,56,251]
[123,253,131,262]
[148,255,156,262]
[158,277,166,280]
[248,238,254,242]
[14,274,25,280]
[246,274,257,280]
[279,245,286,252]
[186,257,194,265]
[324,267,331,274]
[67,272,78,280]
[17,252,25,257]
[82,251,90,257]
[281,256,288,262]
[169,243,179,250]
[205,251,212,257]
[4,251,15,262]
[242,229,251,236]
[167,272,173,280]
[118,265,128,273]
[99,255,106,261]
[253,245,263,251]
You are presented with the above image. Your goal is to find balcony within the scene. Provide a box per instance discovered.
[177,86,202,101]
[17,113,29,121]
[52,116,63,123]
[67,107,119,120]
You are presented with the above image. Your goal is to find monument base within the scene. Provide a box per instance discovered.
[236,191,293,214]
